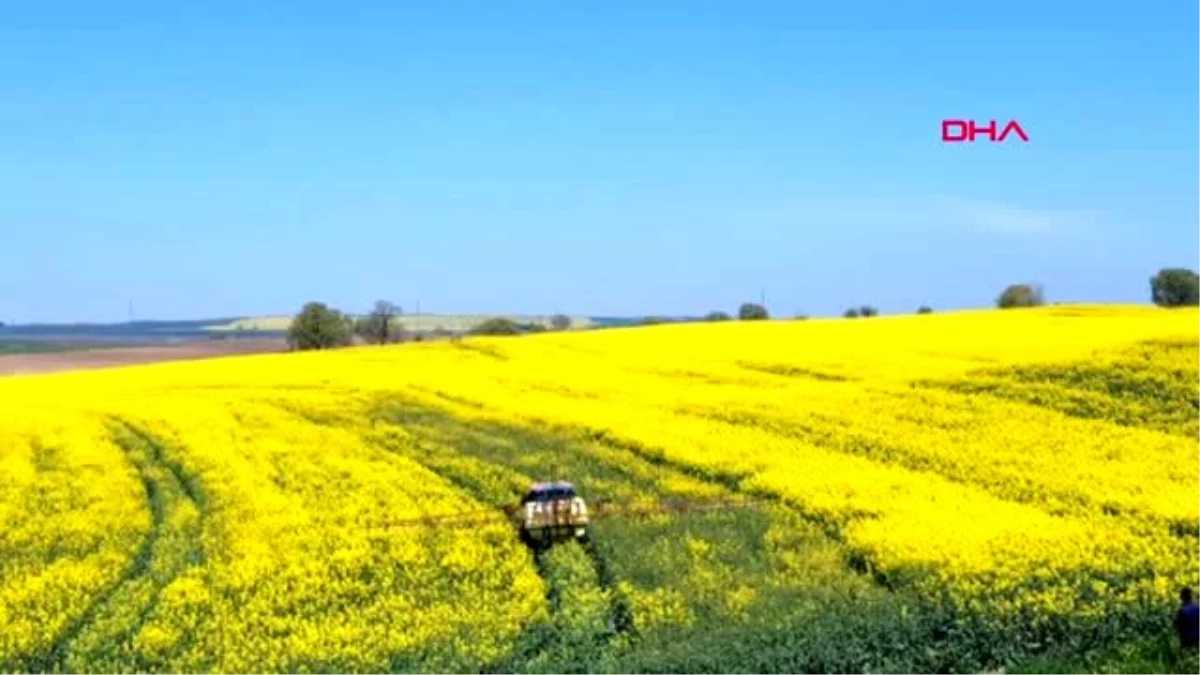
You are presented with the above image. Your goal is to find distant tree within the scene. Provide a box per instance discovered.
[996,283,1046,309]
[843,308,860,319]
[917,305,934,314]
[469,317,523,336]
[354,300,401,345]
[550,314,572,330]
[1150,268,1200,307]
[705,311,732,322]
[793,314,810,321]
[858,306,879,318]
[738,302,769,321]
[287,302,353,351]
[641,316,668,326]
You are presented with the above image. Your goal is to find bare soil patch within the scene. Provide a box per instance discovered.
[0,339,287,376]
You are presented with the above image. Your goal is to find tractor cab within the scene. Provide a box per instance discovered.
[518,481,589,547]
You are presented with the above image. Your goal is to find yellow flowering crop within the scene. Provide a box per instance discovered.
[0,305,1196,671]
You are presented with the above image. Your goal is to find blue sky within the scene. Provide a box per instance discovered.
[1,1,1196,322]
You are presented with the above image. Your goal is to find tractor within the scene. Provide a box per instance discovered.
[516,481,589,549]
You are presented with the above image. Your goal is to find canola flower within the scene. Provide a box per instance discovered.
[0,305,1196,671]
[0,408,149,671]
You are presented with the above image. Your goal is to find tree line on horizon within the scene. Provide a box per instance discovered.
[285,268,1199,351]
[285,301,576,351]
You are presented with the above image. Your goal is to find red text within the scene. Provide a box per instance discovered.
[942,119,1029,143]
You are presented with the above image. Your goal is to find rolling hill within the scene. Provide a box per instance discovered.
[2,305,1197,673]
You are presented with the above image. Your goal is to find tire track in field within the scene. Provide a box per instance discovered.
[371,397,897,594]
[36,421,208,672]
[24,427,166,673]
[674,397,1197,538]
[368,399,866,670]
[571,426,906,590]
[363,408,608,665]
[581,537,636,639]
[364,401,647,670]
[360,396,929,670]
[483,538,633,673]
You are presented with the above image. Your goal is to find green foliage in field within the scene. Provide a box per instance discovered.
[0,341,87,355]
[366,401,1192,673]
[370,402,950,672]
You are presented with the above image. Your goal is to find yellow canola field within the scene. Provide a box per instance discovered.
[0,305,1196,670]
[0,408,149,666]
[1,396,544,672]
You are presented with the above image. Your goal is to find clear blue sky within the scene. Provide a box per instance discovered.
[2,1,1196,322]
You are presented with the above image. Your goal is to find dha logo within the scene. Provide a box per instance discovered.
[942,119,1029,143]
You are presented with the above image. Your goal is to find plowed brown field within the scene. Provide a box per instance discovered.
[0,339,286,376]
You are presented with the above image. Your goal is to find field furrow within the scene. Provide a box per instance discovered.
[58,422,209,672]
[1,306,1196,672]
